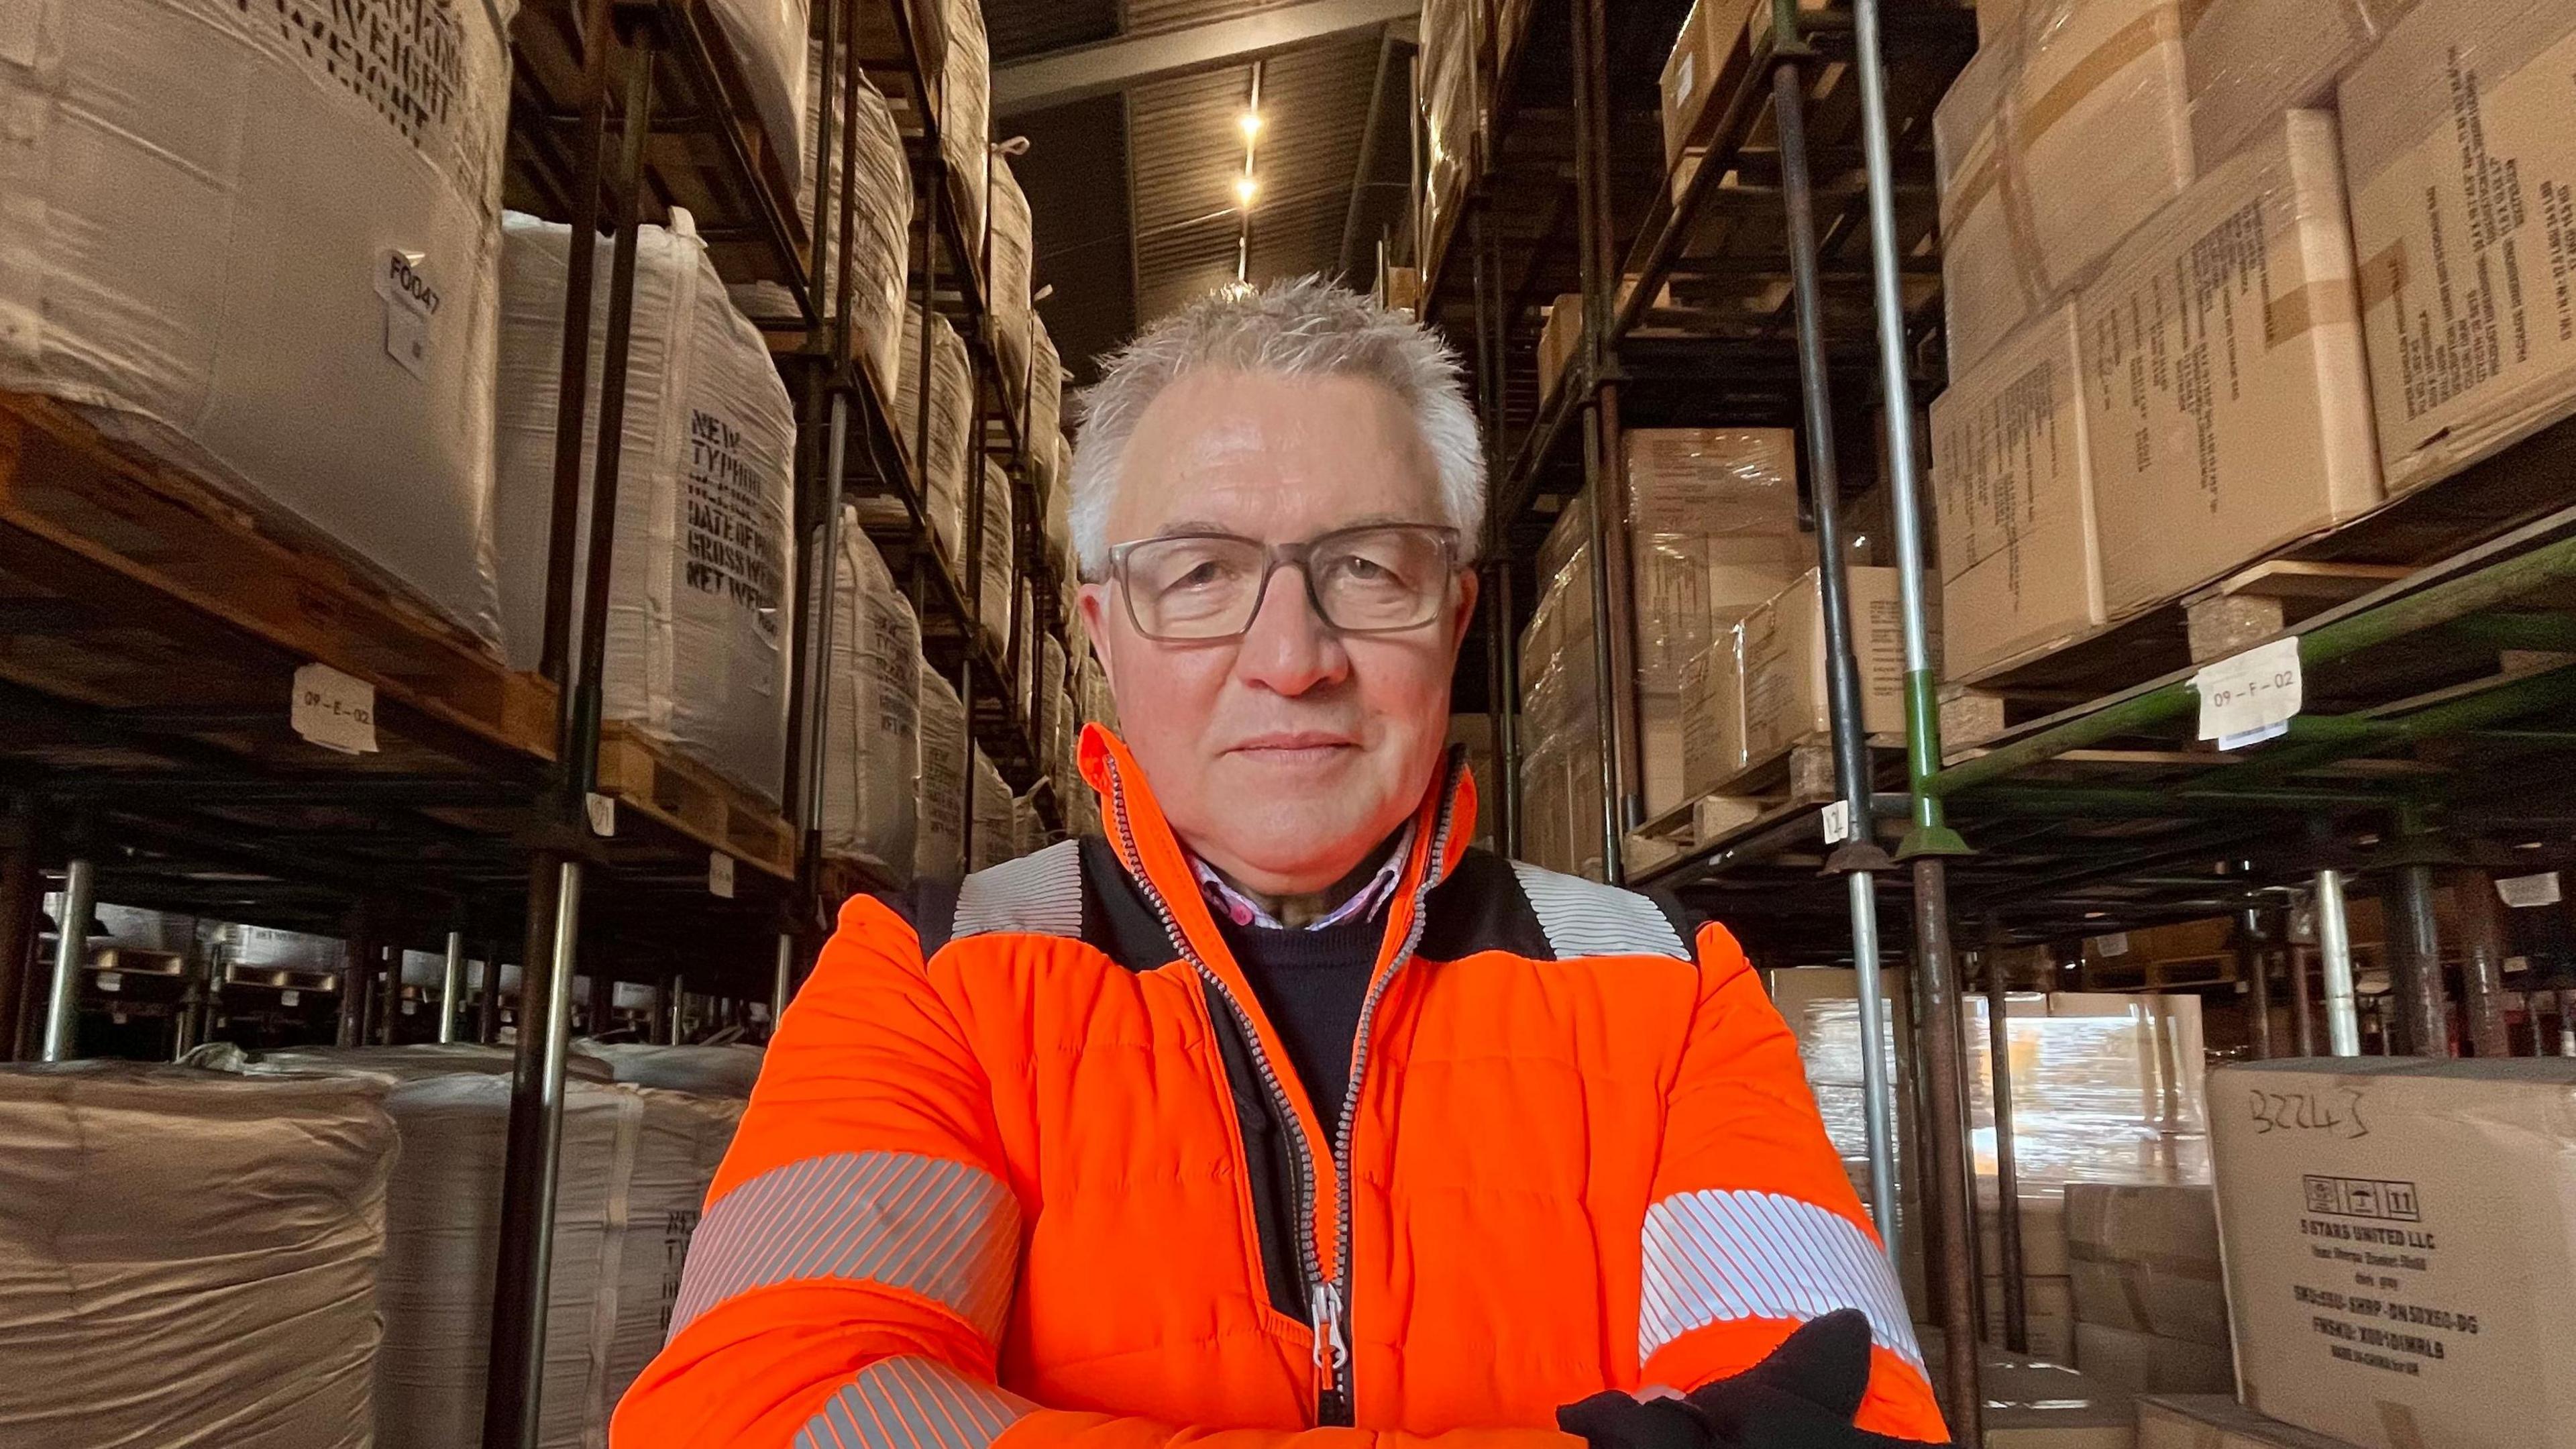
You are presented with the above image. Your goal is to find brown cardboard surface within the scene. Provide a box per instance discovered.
[2011,0,2194,294]
[2337,0,2576,494]
[1937,42,2035,374]
[1538,293,1584,404]
[2208,1058,2576,1449]
[2137,1396,2371,1449]
[2074,1321,2235,1395]
[2065,1182,2228,1342]
[1680,633,1747,798]
[2079,110,2381,617]
[1739,567,1904,763]
[1931,305,2104,680]
[1624,428,1805,699]
[1921,1330,2141,1449]
[1659,0,1759,170]
[2182,0,2382,167]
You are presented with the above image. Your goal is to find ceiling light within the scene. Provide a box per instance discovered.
[1234,176,1260,205]
[1238,111,1264,139]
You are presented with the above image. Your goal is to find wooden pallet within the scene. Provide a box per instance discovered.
[594,722,797,879]
[0,390,556,765]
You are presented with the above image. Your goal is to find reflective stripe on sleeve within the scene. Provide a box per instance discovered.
[668,1150,1020,1342]
[1639,1187,1924,1371]
[794,1356,1034,1449]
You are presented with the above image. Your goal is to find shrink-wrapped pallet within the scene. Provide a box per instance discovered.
[941,0,991,243]
[0,0,513,644]
[493,212,798,804]
[817,513,921,874]
[1036,634,1069,784]
[1046,432,1076,584]
[979,461,1016,651]
[989,153,1035,388]
[596,1087,746,1424]
[971,746,1016,870]
[0,1063,395,1449]
[576,1042,766,1098]
[706,0,813,196]
[731,38,910,391]
[1028,317,1064,494]
[916,659,969,879]
[898,307,974,567]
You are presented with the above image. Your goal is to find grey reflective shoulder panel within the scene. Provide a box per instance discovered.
[1509,860,1691,961]
[951,839,1085,941]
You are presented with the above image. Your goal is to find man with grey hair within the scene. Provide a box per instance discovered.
[620,278,1948,1449]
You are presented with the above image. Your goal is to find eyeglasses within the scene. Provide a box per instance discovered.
[1099,523,1466,642]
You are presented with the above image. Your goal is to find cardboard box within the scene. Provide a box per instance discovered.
[1739,567,1904,764]
[2079,109,2381,616]
[1625,427,1808,695]
[1930,305,2104,681]
[2010,0,2194,295]
[2065,1182,2229,1343]
[1641,689,1687,816]
[1680,633,1748,796]
[2209,1059,2576,1449]
[1538,293,1585,404]
[1935,41,2035,374]
[2339,0,2576,493]
[1921,1332,2141,1449]
[2137,1396,2371,1449]
[2074,1322,2235,1395]
[2182,0,2385,168]
[1658,0,1748,169]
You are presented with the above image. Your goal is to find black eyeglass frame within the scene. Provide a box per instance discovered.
[1092,523,1470,642]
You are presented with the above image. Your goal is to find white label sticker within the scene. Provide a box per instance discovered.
[2498,871,2563,908]
[402,1000,417,1015]
[96,971,121,993]
[280,989,301,1007]
[1674,50,1697,106]
[2094,931,2132,957]
[586,793,617,837]
[292,663,378,754]
[376,249,439,378]
[2196,637,2302,743]
[1820,799,1854,845]
[708,851,735,899]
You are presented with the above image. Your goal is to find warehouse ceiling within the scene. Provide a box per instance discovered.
[985,0,1420,389]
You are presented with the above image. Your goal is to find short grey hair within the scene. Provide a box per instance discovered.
[1067,275,1486,579]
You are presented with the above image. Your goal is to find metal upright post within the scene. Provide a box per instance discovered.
[1469,207,1521,858]
[666,971,687,1044]
[439,930,466,1045]
[38,855,96,1063]
[478,939,504,1045]
[487,13,654,1446]
[1570,0,1642,873]
[0,800,41,1063]
[337,909,377,1051]
[2385,861,2449,1056]
[2316,868,2361,1055]
[2454,871,2511,1057]
[772,933,795,1032]
[2238,905,2273,1059]
[2288,941,2316,1056]
[380,939,401,1046]
[2559,988,2576,1057]
[1983,917,2027,1354]
[1770,19,1900,1261]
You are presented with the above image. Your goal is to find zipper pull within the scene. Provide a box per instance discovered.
[1311,1279,1348,1378]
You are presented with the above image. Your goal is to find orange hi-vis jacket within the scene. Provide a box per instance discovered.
[615,727,1946,1449]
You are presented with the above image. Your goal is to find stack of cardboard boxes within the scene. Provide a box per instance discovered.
[2063,1183,2236,1395]
[1929,0,2576,682]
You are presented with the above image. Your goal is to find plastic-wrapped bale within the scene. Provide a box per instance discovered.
[575,1041,766,1098]
[0,1063,396,1449]
[971,746,1016,869]
[1014,579,1037,721]
[989,153,1034,386]
[1053,684,1078,799]
[730,36,910,391]
[0,0,513,645]
[492,211,798,805]
[234,1040,616,1083]
[979,461,1016,652]
[1027,317,1063,495]
[940,0,992,243]
[1012,790,1040,856]
[818,512,920,874]
[915,659,969,879]
[705,0,812,195]
[1036,635,1068,783]
[897,307,974,568]
[597,1087,746,1423]
[1046,431,1075,584]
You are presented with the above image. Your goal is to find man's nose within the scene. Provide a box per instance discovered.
[1232,564,1350,696]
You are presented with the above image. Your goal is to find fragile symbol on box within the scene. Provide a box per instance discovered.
[2194,635,2302,744]
[291,663,378,754]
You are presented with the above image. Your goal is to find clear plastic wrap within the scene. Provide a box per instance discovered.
[0,0,515,646]
[970,745,1014,871]
[704,0,812,196]
[1515,505,1609,879]
[898,305,975,567]
[493,211,798,805]
[2075,109,2380,616]
[1418,0,1476,260]
[0,1063,396,1449]
[940,0,991,244]
[729,38,910,392]
[2337,0,2576,494]
[989,153,1034,386]
[979,461,1016,651]
[1037,634,1069,784]
[1027,317,1065,494]
[818,511,921,874]
[596,1086,745,1430]
[914,659,969,880]
[1046,431,1076,584]
[574,1042,765,1098]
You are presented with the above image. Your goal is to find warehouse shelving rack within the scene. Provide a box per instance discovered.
[1426,0,2576,1429]
[0,1,1070,1444]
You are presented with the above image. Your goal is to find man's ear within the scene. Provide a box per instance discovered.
[1450,566,1482,649]
[1078,583,1119,696]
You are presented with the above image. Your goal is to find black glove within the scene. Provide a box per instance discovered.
[1686,1310,1949,1449]
[1558,1311,1953,1449]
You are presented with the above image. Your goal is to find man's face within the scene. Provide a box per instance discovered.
[1079,368,1478,897]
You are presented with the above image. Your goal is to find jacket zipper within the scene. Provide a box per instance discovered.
[1100,749,1464,1429]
